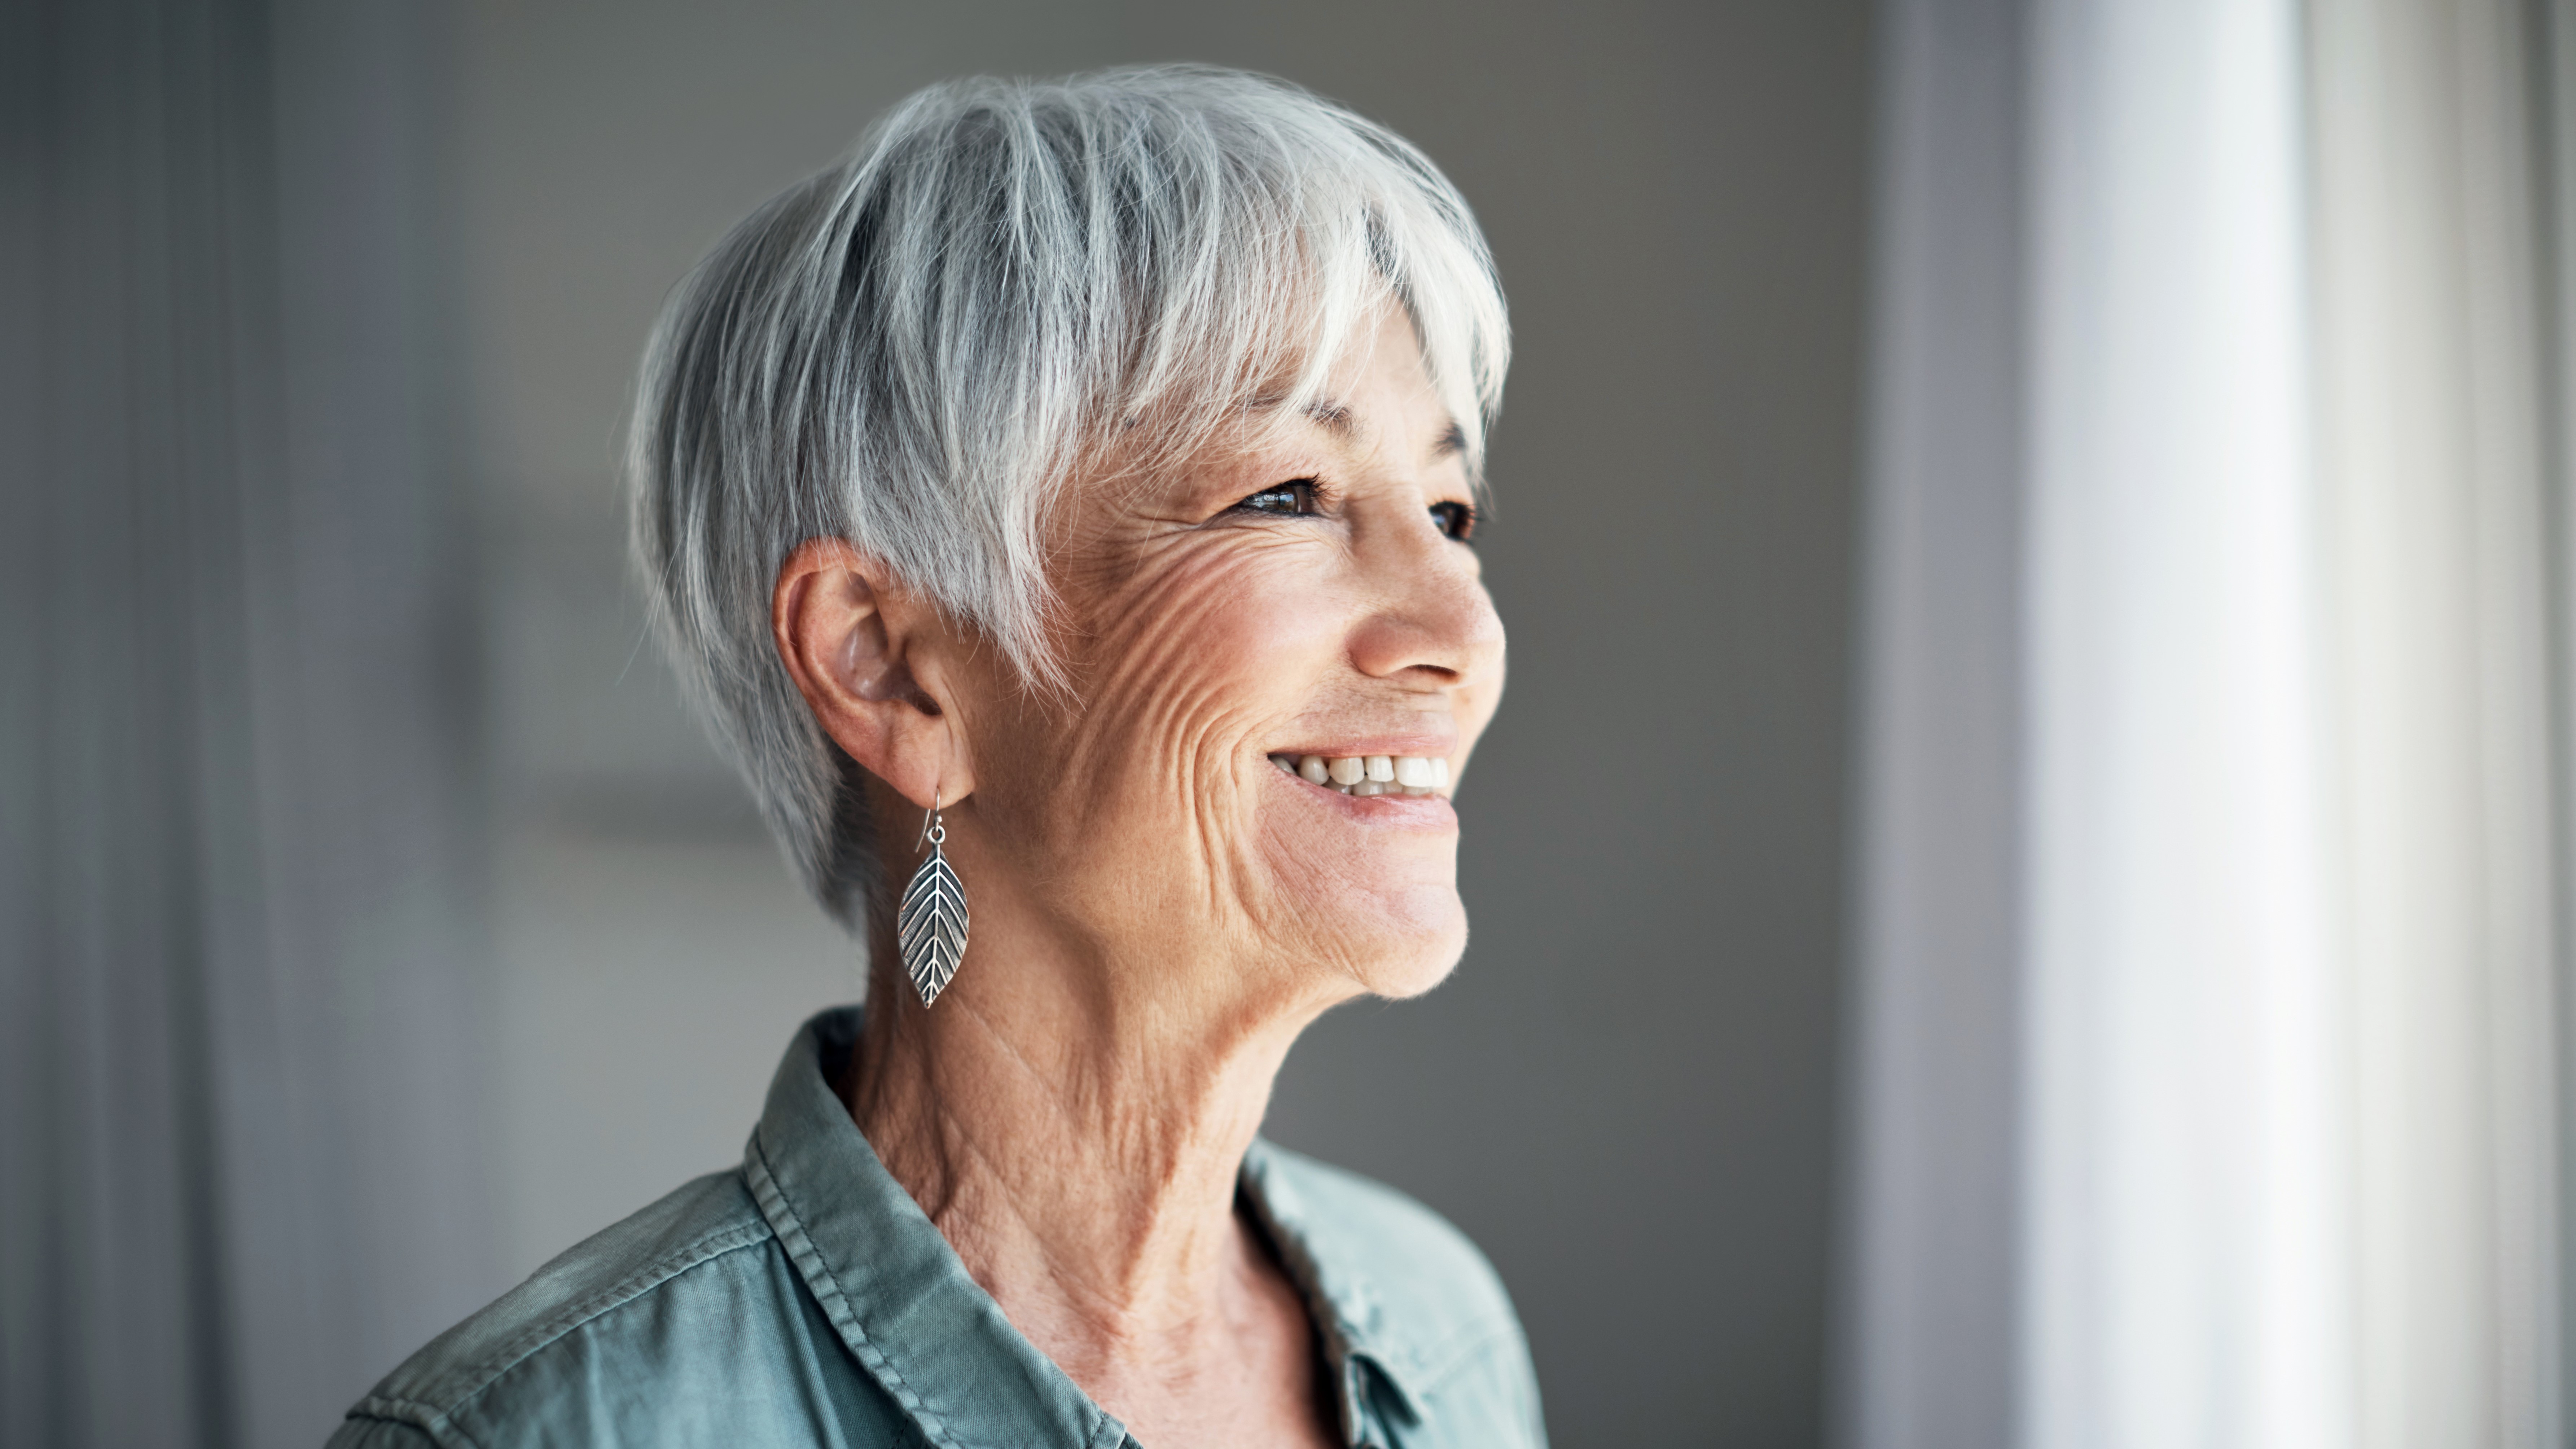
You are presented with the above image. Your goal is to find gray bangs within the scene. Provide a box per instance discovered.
[630,64,1510,931]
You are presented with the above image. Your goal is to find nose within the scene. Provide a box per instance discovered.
[1347,514,1506,689]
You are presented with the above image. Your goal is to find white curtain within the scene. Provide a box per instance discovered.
[1846,0,2568,1445]
[2304,1,2559,1442]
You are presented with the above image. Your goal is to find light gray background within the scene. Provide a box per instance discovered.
[454,3,1869,1442]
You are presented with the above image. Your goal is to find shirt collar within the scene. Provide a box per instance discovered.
[1238,1141,1428,1436]
[745,1007,1423,1448]
[745,1007,1128,1449]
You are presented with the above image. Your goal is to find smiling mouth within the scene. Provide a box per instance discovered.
[1267,753,1453,798]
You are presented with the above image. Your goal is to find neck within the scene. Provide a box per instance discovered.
[844,911,1344,1397]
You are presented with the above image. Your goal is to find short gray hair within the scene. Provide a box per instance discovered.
[629,65,1510,931]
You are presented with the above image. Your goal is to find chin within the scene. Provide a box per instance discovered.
[1361,947,1465,1001]
[1338,883,1471,1000]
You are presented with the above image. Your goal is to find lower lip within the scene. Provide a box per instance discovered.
[1267,767,1458,828]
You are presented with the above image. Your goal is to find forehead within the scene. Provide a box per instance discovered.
[1250,315,1465,464]
[1070,309,1467,517]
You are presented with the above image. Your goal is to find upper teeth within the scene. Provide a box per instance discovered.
[1267,753,1453,797]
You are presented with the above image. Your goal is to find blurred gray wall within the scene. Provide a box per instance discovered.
[455,3,1870,1444]
[4,2,498,1444]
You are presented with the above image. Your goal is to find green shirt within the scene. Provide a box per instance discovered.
[328,1008,1547,1448]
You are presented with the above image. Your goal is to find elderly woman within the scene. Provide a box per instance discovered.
[334,66,1533,1449]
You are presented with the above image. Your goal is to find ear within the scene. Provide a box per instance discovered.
[771,538,975,810]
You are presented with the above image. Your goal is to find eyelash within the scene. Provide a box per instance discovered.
[1235,479,1324,518]
[1231,481,1479,543]
[1429,500,1478,543]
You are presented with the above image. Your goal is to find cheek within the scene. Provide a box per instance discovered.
[996,546,1334,880]
[988,539,1470,991]
[1078,547,1333,770]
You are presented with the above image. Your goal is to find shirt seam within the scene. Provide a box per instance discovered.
[342,1400,484,1449]
[358,1216,778,1437]
[1404,1315,1528,1395]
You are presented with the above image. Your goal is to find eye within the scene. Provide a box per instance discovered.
[1234,479,1320,518]
[1429,500,1478,542]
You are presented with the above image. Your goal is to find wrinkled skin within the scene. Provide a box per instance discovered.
[771,309,1504,1447]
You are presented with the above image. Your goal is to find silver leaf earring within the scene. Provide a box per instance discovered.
[896,791,968,1006]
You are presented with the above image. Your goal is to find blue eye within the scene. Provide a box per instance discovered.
[1429,500,1477,542]
[1236,480,1319,517]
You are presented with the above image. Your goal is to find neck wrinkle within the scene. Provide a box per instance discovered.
[844,941,1335,1372]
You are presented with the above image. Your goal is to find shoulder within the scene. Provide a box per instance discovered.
[1247,1143,1533,1390]
[332,1171,811,1448]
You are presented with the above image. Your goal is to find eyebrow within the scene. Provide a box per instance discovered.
[1284,396,1465,463]
[1300,398,1354,435]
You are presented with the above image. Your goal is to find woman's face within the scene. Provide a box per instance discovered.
[955,309,1506,1008]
